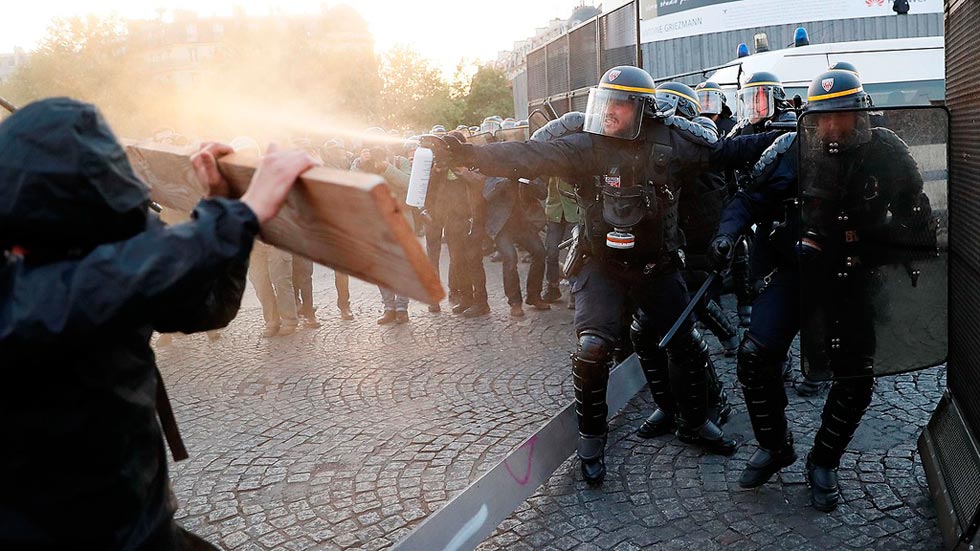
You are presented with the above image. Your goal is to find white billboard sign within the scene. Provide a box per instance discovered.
[640,0,943,43]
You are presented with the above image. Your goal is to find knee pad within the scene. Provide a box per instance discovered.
[575,333,611,366]
[736,333,780,385]
[629,315,660,359]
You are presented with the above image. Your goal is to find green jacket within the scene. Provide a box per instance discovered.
[545,177,580,224]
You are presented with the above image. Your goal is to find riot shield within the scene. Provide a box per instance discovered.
[797,106,948,380]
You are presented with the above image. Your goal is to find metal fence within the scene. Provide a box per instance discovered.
[527,2,638,116]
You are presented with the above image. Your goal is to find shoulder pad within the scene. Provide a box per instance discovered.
[664,115,718,146]
[750,132,796,180]
[774,110,798,124]
[727,119,750,139]
[530,111,584,142]
[871,127,911,151]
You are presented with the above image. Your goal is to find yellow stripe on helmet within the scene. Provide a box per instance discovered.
[807,86,863,102]
[599,82,657,94]
[742,81,781,88]
[659,89,702,111]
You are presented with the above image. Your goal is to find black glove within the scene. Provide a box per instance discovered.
[709,233,736,272]
[419,134,470,167]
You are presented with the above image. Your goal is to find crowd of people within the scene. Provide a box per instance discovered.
[0,55,939,549]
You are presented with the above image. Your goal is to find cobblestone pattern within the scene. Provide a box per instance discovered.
[157,252,944,550]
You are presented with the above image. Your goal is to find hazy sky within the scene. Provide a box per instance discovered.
[2,1,625,74]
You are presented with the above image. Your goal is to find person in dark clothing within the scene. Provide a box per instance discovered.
[482,121,550,317]
[0,98,315,551]
[709,70,933,511]
[425,66,778,485]
[445,133,491,317]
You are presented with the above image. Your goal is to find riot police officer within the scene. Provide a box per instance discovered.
[728,72,799,328]
[426,66,778,485]
[695,81,736,137]
[709,69,932,511]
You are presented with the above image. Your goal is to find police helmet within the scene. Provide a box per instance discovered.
[496,118,529,142]
[583,65,657,140]
[828,61,860,76]
[480,116,503,135]
[695,81,730,117]
[802,69,874,148]
[737,71,786,124]
[430,125,447,136]
[804,69,871,112]
[656,81,701,119]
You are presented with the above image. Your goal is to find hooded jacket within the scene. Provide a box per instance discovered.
[0,98,259,550]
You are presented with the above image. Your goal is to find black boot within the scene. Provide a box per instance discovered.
[806,453,841,512]
[739,433,797,488]
[676,418,738,455]
[577,433,606,486]
[637,408,675,438]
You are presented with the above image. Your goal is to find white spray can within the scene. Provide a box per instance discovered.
[406,146,434,208]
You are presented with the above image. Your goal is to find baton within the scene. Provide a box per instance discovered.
[559,236,575,250]
[0,95,17,114]
[658,272,719,349]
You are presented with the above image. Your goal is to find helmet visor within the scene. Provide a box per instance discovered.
[738,85,774,123]
[697,89,724,115]
[480,121,501,135]
[800,110,871,150]
[583,87,645,140]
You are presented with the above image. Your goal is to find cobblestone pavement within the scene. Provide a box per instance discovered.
[156,250,944,550]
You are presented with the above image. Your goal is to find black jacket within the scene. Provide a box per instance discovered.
[464,119,776,263]
[0,98,259,550]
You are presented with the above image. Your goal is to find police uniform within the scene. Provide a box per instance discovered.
[631,81,779,438]
[430,66,779,485]
[711,70,931,511]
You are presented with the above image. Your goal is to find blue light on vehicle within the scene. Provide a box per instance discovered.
[795,27,810,47]
[737,43,750,58]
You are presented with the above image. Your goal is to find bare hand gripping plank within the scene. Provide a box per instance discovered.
[124,140,444,305]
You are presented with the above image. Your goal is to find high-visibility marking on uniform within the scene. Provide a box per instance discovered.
[808,87,864,102]
[599,82,657,94]
[742,81,781,88]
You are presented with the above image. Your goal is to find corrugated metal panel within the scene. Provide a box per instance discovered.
[569,20,599,90]
[546,36,570,97]
[599,3,637,73]
[947,0,980,444]
[511,70,529,120]
[526,48,547,102]
[642,14,943,80]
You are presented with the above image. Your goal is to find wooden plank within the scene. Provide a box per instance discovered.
[124,141,443,305]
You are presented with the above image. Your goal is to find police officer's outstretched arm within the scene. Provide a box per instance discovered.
[433,133,598,181]
[710,130,782,169]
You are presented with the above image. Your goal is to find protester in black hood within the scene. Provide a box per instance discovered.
[0,97,315,550]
